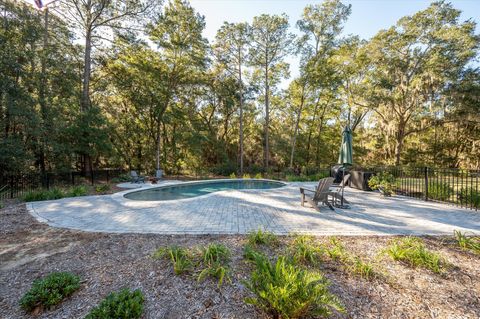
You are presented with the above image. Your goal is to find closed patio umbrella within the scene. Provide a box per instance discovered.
[337,126,353,208]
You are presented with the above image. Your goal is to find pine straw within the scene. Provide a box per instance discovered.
[1,204,479,318]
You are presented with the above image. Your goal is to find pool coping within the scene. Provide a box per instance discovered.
[111,178,289,205]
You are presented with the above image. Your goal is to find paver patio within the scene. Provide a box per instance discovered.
[27,181,480,236]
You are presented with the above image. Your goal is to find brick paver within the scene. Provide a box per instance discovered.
[27,181,480,235]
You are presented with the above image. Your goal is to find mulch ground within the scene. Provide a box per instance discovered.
[0,201,479,319]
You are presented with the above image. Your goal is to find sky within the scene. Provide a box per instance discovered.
[190,0,480,86]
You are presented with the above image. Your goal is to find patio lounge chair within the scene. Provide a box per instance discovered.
[130,170,145,183]
[329,174,351,205]
[300,177,336,211]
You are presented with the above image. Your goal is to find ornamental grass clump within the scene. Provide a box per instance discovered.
[454,230,480,254]
[385,237,448,273]
[152,246,193,275]
[85,288,144,319]
[247,229,279,248]
[198,243,231,287]
[23,188,65,202]
[244,254,344,318]
[19,272,80,312]
[287,235,323,266]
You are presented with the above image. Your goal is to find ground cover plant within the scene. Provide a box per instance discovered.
[385,237,449,273]
[454,230,480,254]
[198,243,231,287]
[152,246,194,275]
[287,234,323,266]
[23,185,90,202]
[84,288,144,319]
[244,253,344,318]
[247,229,279,248]
[19,272,80,312]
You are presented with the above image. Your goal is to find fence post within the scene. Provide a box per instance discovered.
[424,167,428,201]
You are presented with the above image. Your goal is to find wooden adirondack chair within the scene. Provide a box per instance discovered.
[130,170,145,183]
[329,174,351,205]
[299,177,335,211]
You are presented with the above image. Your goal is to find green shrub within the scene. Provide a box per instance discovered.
[368,172,395,196]
[111,174,130,183]
[198,243,231,286]
[288,235,323,266]
[244,255,344,318]
[67,185,88,197]
[454,230,480,254]
[345,257,376,280]
[325,237,346,261]
[152,246,193,275]
[85,289,144,319]
[427,181,453,201]
[254,173,263,179]
[95,184,111,193]
[285,172,329,182]
[229,172,237,179]
[23,188,65,202]
[385,237,448,273]
[243,173,251,179]
[458,188,480,208]
[19,272,80,312]
[247,229,279,247]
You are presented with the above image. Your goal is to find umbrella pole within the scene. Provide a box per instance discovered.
[341,167,345,206]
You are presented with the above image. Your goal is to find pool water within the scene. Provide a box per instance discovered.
[124,179,286,201]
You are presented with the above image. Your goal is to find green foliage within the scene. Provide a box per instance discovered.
[247,229,279,247]
[325,237,346,261]
[111,174,131,183]
[23,188,65,202]
[153,246,193,275]
[385,237,448,273]
[285,172,329,182]
[454,230,480,254]
[229,172,237,179]
[67,185,88,197]
[427,180,453,201]
[345,257,375,280]
[244,254,344,318]
[243,173,252,179]
[95,184,111,193]
[254,173,263,179]
[85,289,144,319]
[19,272,80,312]
[458,188,480,208]
[0,201,4,209]
[368,172,396,196]
[198,243,231,286]
[287,235,323,266]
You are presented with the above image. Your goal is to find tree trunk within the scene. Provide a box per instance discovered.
[395,126,405,166]
[264,64,269,171]
[289,84,306,168]
[81,27,92,111]
[238,59,244,175]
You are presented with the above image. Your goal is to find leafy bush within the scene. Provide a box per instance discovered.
[152,246,193,275]
[458,188,480,208]
[385,237,448,273]
[247,229,279,247]
[285,172,329,182]
[243,173,252,179]
[19,272,80,312]
[254,173,263,179]
[95,184,111,193]
[111,174,130,183]
[85,288,144,319]
[368,172,396,196]
[23,188,65,202]
[198,243,231,287]
[427,180,453,201]
[229,172,237,179]
[244,255,344,318]
[67,185,88,197]
[454,230,480,254]
[288,235,323,266]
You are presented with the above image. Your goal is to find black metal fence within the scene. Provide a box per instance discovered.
[366,167,480,211]
[0,169,126,201]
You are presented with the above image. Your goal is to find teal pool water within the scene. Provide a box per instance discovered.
[124,179,286,201]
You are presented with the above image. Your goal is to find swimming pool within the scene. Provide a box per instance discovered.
[124,179,286,201]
